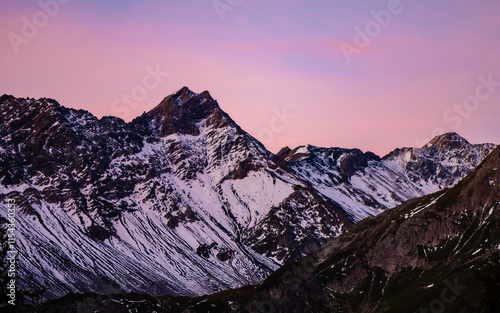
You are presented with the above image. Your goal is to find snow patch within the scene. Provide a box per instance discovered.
[294,146,309,155]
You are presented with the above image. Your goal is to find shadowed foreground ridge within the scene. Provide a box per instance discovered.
[26,146,500,312]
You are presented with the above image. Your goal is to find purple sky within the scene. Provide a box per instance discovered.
[1,0,499,155]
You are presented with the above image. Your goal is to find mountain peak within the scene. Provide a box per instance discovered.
[0,94,15,103]
[172,86,197,101]
[423,132,469,149]
[170,86,215,103]
[276,145,312,162]
[132,87,231,137]
[176,86,195,94]
[156,86,218,112]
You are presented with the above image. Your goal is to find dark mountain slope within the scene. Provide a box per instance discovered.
[226,144,500,313]
[26,143,500,313]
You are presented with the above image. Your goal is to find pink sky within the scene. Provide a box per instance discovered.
[1,0,499,156]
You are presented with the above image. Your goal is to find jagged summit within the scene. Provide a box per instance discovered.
[276,145,312,162]
[276,146,292,159]
[175,85,197,96]
[423,132,469,149]
[0,94,15,102]
[132,86,233,137]
[0,95,61,113]
[154,86,217,112]
[280,132,475,164]
[170,86,213,101]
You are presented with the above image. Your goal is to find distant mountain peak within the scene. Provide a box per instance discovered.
[423,132,469,149]
[0,94,15,103]
[276,146,292,159]
[175,85,196,95]
[276,145,312,162]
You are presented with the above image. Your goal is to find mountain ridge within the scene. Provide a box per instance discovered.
[25,142,500,313]
[0,87,496,302]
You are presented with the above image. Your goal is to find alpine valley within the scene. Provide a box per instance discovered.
[0,87,497,309]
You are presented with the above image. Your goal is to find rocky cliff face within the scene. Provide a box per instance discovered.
[0,89,496,301]
[0,89,351,299]
[25,139,500,313]
[121,145,498,313]
[282,133,495,220]
[238,144,500,313]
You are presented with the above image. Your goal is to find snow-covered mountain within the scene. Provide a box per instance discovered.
[0,89,351,299]
[278,132,496,221]
[142,144,500,313]
[0,88,495,300]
